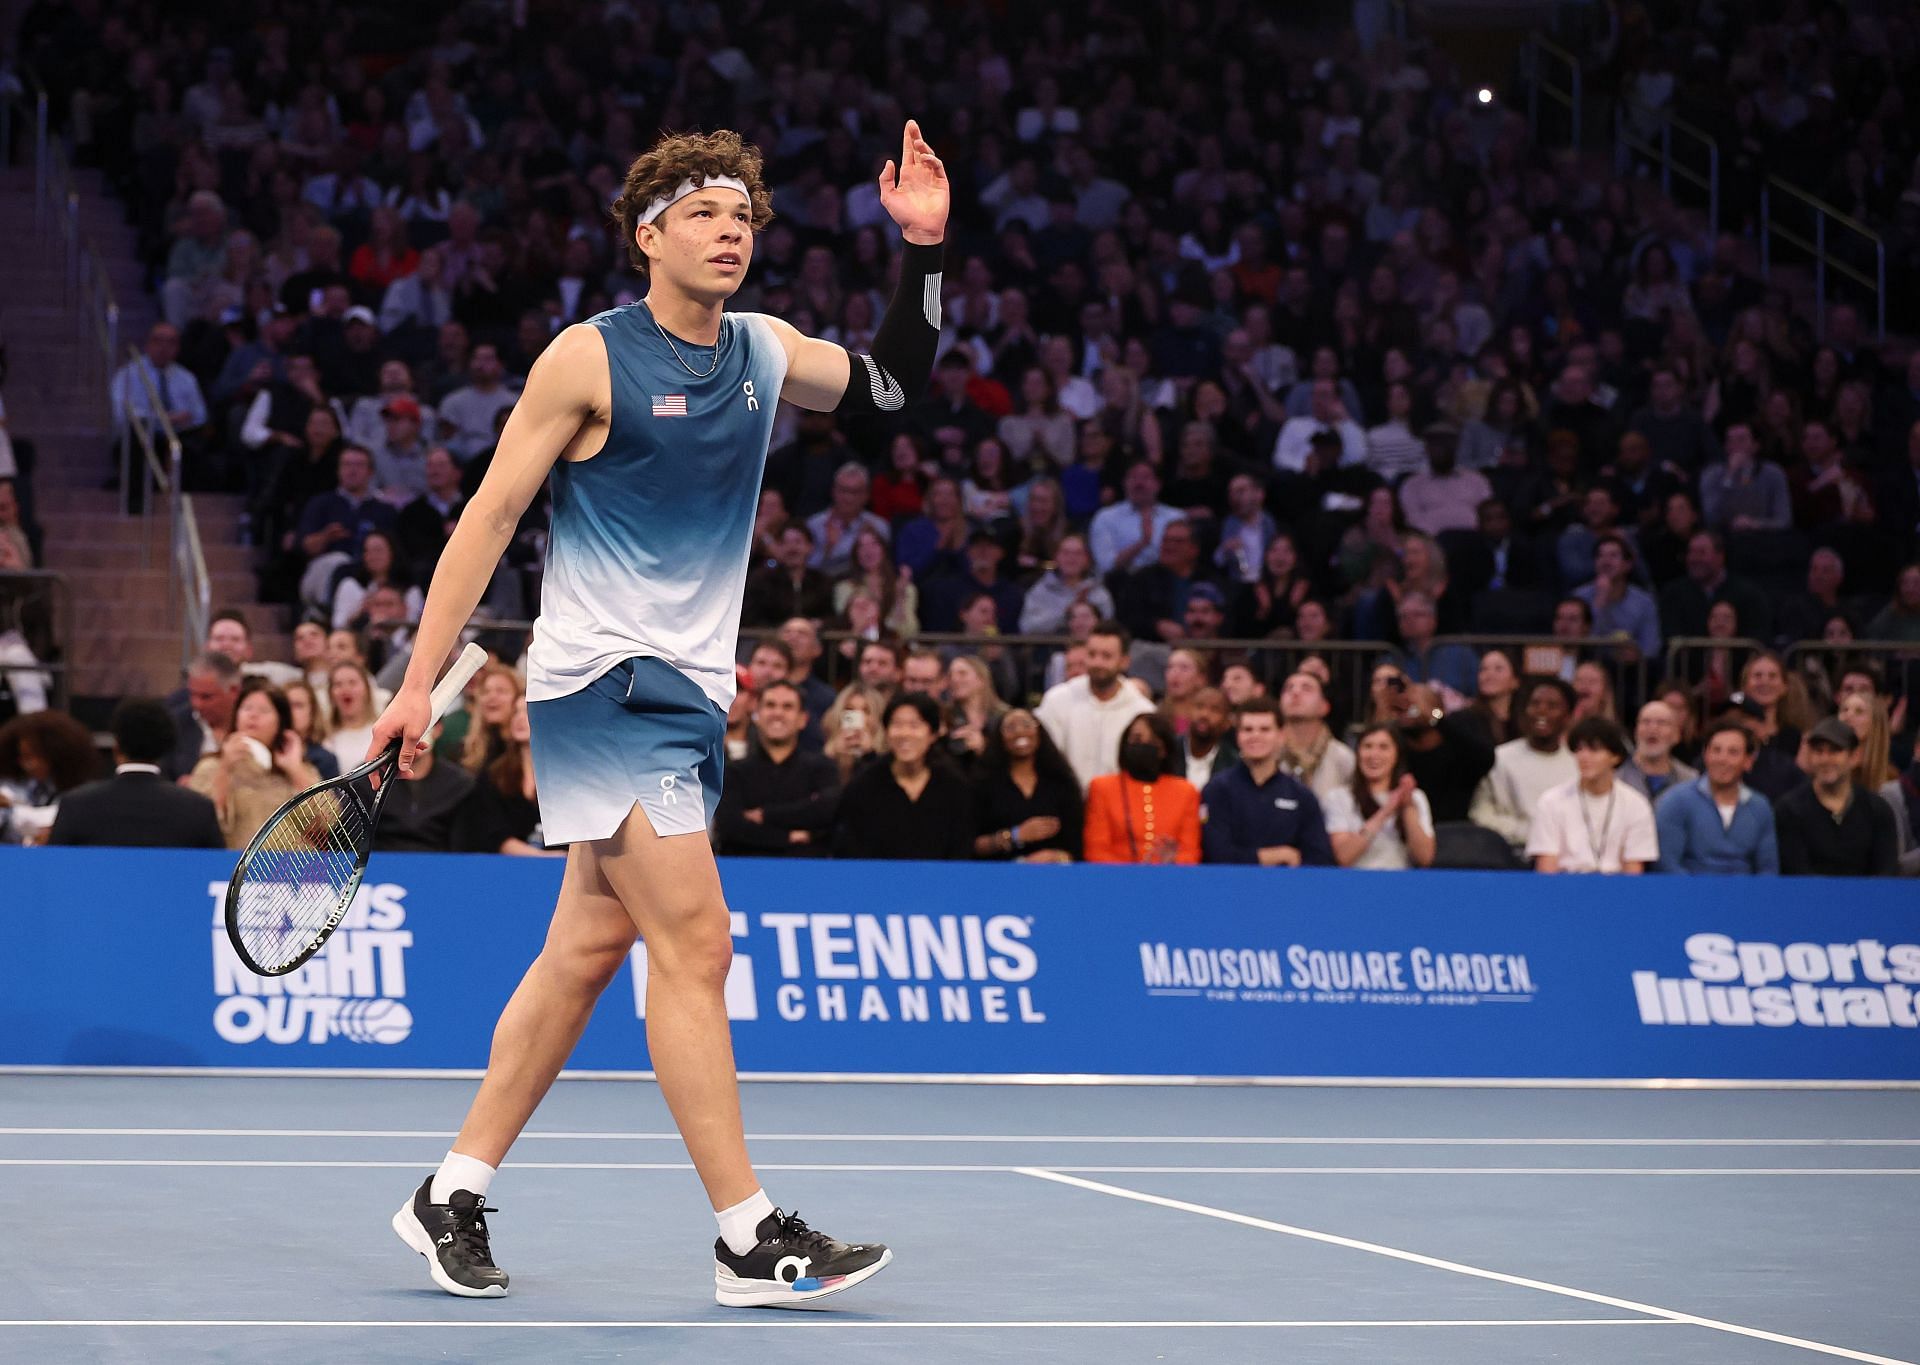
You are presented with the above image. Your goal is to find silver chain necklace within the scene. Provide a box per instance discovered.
[653,309,722,378]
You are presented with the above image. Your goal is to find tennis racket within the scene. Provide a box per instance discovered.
[223,642,488,977]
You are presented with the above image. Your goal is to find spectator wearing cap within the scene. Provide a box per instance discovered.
[1272,377,1366,473]
[831,693,974,861]
[1656,530,1773,642]
[316,304,386,398]
[923,530,1022,635]
[1527,716,1659,874]
[437,343,518,463]
[1470,676,1579,857]
[1774,718,1900,877]
[716,681,841,857]
[47,699,223,848]
[1200,699,1334,867]
[1181,582,1230,641]
[1088,460,1185,578]
[1035,620,1157,791]
[1380,592,1478,698]
[1399,421,1492,537]
[364,393,432,502]
[1699,421,1792,534]
[347,359,438,454]
[1619,699,1696,806]
[1573,533,1661,659]
[1655,721,1779,875]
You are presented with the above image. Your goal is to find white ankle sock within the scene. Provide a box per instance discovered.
[430,1151,497,1205]
[715,1188,775,1256]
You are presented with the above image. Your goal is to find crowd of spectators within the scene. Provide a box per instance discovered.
[7,0,1919,872]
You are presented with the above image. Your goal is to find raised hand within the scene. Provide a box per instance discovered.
[877,119,949,246]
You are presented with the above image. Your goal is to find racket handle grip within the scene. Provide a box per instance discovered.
[427,643,490,727]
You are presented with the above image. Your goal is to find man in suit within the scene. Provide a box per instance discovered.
[50,699,225,848]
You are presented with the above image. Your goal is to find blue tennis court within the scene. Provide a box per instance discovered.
[2,1075,1914,1364]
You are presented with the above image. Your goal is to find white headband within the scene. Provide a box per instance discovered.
[638,175,751,225]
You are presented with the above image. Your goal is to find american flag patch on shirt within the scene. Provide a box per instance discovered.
[651,394,688,417]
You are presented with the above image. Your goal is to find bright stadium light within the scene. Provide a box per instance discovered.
[1477,87,1495,105]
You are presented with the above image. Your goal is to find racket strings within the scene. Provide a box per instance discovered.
[231,778,379,972]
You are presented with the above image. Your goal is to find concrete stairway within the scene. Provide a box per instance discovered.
[0,161,280,700]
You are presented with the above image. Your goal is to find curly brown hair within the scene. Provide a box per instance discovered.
[613,129,775,277]
[0,710,101,794]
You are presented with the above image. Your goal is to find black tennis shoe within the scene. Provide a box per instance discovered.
[713,1208,892,1308]
[391,1177,510,1298]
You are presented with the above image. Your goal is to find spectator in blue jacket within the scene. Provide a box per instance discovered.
[1655,721,1780,874]
[1201,697,1335,866]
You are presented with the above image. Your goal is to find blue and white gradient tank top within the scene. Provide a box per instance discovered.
[525,301,788,710]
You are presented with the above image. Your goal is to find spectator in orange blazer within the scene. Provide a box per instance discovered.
[1083,710,1203,864]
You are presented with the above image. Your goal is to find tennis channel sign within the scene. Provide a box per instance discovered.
[3,849,1916,1082]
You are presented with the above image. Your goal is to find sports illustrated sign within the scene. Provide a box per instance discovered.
[4,850,1915,1082]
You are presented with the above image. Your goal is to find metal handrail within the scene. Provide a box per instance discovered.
[1524,33,1583,148]
[1612,104,1719,234]
[125,349,210,674]
[1759,176,1886,341]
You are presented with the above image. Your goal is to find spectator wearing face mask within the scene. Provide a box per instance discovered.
[1199,698,1334,867]
[1083,711,1201,864]
[1527,717,1659,873]
[1469,676,1579,857]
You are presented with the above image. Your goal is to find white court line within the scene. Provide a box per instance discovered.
[5,1127,1919,1147]
[0,1317,1679,1330]
[1,1159,1916,1177]
[1020,1168,1917,1365]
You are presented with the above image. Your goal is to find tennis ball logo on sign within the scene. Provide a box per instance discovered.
[206,880,414,1046]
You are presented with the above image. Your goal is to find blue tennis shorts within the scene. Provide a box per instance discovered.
[526,655,726,845]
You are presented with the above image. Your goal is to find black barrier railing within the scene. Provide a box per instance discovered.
[0,569,72,715]
[1783,640,1920,712]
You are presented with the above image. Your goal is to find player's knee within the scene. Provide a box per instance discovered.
[644,909,733,989]
[545,934,632,996]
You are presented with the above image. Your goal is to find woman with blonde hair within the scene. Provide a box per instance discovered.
[1834,691,1920,874]
[821,683,889,785]
[461,663,526,771]
[323,660,381,773]
[1159,647,1210,735]
[1014,476,1068,573]
[944,654,1009,767]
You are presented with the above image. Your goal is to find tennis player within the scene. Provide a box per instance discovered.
[368,122,947,1306]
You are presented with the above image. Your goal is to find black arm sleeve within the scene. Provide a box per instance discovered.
[836,238,944,414]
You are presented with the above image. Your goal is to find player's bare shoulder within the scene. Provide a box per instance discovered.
[522,322,613,464]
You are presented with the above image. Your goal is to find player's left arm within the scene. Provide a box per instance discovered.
[765,119,948,412]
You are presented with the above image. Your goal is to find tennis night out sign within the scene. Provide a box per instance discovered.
[207,880,415,1045]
